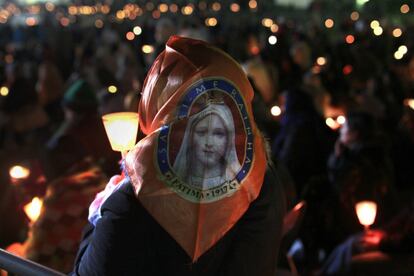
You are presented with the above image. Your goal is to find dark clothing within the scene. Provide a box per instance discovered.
[327,141,396,244]
[0,184,29,248]
[273,89,334,195]
[73,167,285,276]
[379,200,414,254]
[320,200,414,275]
[47,114,119,177]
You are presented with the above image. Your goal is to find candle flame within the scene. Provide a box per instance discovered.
[9,165,30,180]
[325,117,340,130]
[24,197,43,223]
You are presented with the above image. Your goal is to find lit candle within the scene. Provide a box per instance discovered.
[270,105,282,117]
[24,197,43,223]
[102,112,139,157]
[9,165,30,185]
[355,200,377,230]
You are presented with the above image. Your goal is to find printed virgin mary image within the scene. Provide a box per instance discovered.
[172,91,242,190]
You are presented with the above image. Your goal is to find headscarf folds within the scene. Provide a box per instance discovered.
[125,36,267,261]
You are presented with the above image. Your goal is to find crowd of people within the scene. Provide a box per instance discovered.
[1,2,414,275]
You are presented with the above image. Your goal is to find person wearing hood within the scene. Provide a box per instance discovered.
[72,36,286,276]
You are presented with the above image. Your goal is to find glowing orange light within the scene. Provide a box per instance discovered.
[270,24,279,33]
[404,99,414,110]
[60,17,70,27]
[133,26,142,35]
[293,201,305,211]
[25,17,37,26]
[355,201,377,229]
[393,28,402,37]
[316,57,326,66]
[158,3,168,13]
[142,45,154,54]
[108,85,118,93]
[268,35,277,45]
[182,5,194,15]
[262,18,273,28]
[325,18,334,28]
[205,17,218,27]
[345,34,355,44]
[350,11,359,21]
[6,243,25,257]
[212,2,221,12]
[370,20,380,29]
[250,46,260,56]
[68,6,77,15]
[343,65,353,75]
[325,117,340,130]
[24,197,43,223]
[9,165,30,181]
[0,86,9,96]
[116,10,125,20]
[394,51,404,60]
[101,5,110,14]
[95,19,104,28]
[249,0,258,9]
[102,112,139,153]
[169,4,178,13]
[230,3,240,12]
[373,27,383,36]
[398,45,408,54]
[128,13,137,20]
[270,105,281,116]
[400,4,410,14]
[336,115,346,125]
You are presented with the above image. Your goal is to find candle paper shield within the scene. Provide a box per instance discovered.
[355,200,377,228]
[102,112,139,152]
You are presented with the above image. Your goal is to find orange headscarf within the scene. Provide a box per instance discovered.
[125,36,267,261]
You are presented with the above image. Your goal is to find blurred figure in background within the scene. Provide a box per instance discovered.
[47,79,119,176]
[272,87,334,196]
[153,18,177,62]
[1,62,49,148]
[23,137,107,273]
[36,44,64,126]
[327,112,396,242]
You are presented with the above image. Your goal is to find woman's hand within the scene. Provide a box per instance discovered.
[88,175,125,225]
[353,230,386,253]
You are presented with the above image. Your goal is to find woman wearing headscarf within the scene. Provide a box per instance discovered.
[73,36,285,276]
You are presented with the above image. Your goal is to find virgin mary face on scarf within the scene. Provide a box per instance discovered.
[173,97,241,189]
